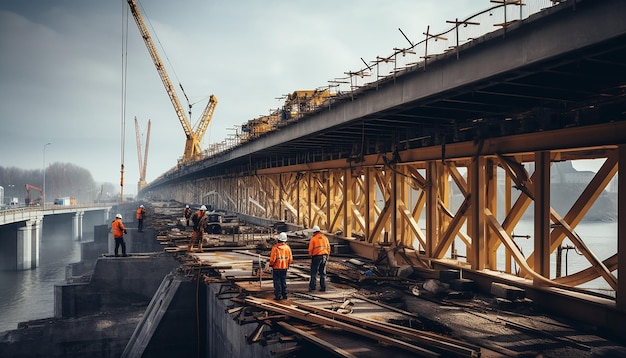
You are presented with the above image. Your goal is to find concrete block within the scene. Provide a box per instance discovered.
[449,278,475,291]
[490,282,526,301]
[439,269,460,283]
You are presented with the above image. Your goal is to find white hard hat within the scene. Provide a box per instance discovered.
[278,232,288,242]
[312,225,320,232]
[186,205,189,208]
[140,205,144,208]
[200,205,207,210]
[115,213,122,219]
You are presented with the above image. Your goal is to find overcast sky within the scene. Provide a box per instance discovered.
[0,1,600,195]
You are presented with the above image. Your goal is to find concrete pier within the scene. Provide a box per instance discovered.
[16,218,41,270]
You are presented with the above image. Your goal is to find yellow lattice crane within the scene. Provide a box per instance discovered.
[126,0,217,163]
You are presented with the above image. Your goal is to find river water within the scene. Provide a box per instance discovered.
[0,234,81,332]
[499,220,617,295]
[0,221,617,333]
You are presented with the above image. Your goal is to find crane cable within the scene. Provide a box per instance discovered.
[120,0,130,203]
[136,0,191,115]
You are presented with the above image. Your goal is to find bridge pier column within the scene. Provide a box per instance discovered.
[104,208,111,223]
[16,218,42,270]
[72,211,84,241]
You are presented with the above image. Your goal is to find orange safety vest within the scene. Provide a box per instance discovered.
[308,232,330,256]
[270,242,293,270]
[111,218,126,238]
[136,207,146,219]
[192,210,207,230]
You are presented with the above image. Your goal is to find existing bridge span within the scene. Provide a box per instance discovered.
[0,205,113,270]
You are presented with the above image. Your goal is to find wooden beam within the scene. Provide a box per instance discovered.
[276,321,358,358]
[293,301,480,357]
[243,297,440,358]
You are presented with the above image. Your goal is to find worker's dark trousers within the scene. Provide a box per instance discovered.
[114,237,126,256]
[272,269,288,299]
[309,254,328,291]
[138,219,144,232]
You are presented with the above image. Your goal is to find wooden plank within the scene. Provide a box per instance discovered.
[333,294,479,352]
[243,297,440,358]
[276,321,358,358]
[295,301,479,357]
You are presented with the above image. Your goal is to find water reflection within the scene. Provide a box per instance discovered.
[0,235,81,332]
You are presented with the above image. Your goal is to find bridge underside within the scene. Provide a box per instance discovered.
[143,0,626,337]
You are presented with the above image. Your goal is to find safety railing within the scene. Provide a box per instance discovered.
[151,1,570,183]
[327,0,562,96]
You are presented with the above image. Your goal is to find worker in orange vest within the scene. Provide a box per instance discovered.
[184,205,192,226]
[111,213,127,257]
[269,232,293,300]
[308,226,330,292]
[136,204,147,232]
[188,205,208,252]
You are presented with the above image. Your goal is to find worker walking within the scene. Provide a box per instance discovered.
[111,213,127,257]
[188,205,208,252]
[269,232,293,300]
[308,226,331,292]
[136,204,147,232]
[184,205,192,226]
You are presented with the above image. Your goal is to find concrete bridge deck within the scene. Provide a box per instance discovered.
[147,0,626,184]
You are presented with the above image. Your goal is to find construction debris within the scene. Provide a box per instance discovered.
[146,201,626,357]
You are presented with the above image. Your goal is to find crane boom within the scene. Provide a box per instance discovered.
[193,95,218,144]
[134,117,151,192]
[134,116,143,177]
[127,0,202,162]
[143,119,151,179]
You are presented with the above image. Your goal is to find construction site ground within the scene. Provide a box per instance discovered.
[150,201,626,358]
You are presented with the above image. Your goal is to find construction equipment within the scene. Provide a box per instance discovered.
[126,0,217,163]
[95,184,104,203]
[24,184,43,206]
[134,117,151,192]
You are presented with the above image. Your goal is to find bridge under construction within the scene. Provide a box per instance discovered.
[138,0,626,339]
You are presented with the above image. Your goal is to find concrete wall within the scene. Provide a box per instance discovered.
[55,254,179,318]
[0,308,143,358]
[66,224,110,278]
[122,273,202,357]
[123,273,295,357]
[206,283,294,357]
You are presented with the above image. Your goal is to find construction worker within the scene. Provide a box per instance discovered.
[188,205,208,252]
[111,213,127,257]
[269,232,293,300]
[308,225,330,292]
[136,204,147,232]
[184,205,192,226]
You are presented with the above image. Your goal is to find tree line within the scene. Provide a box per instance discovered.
[0,163,118,205]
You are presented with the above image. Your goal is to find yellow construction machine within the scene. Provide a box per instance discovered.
[126,0,217,164]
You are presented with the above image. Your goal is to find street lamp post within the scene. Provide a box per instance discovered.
[43,142,51,206]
